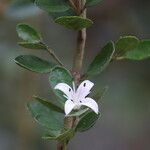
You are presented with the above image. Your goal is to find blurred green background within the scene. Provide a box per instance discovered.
[0,0,150,149]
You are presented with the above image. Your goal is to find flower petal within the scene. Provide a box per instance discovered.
[76,80,94,98]
[81,97,99,114]
[64,100,75,115]
[54,83,73,99]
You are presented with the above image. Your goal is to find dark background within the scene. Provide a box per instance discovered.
[0,0,150,149]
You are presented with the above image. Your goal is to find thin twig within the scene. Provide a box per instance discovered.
[72,28,86,75]
[72,1,87,76]
[57,0,87,149]
[57,142,67,150]
[45,45,64,66]
[68,0,78,14]
[81,4,86,14]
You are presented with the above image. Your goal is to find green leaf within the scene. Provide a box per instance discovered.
[76,112,100,132]
[49,66,73,105]
[35,0,70,13]
[30,0,36,2]
[27,100,63,130]
[49,9,76,20]
[55,16,93,30]
[16,24,42,43]
[15,55,56,73]
[124,40,150,60]
[86,41,115,77]
[93,86,108,102]
[18,42,46,49]
[33,95,64,113]
[43,129,74,141]
[86,0,103,7]
[115,36,139,54]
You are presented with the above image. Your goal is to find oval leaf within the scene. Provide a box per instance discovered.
[18,42,46,49]
[76,112,100,132]
[16,23,42,42]
[33,95,64,113]
[27,100,63,130]
[92,86,108,102]
[15,55,56,73]
[86,0,103,7]
[55,16,93,30]
[115,36,139,54]
[49,66,73,105]
[124,40,150,60]
[49,9,76,20]
[86,41,115,77]
[35,0,69,13]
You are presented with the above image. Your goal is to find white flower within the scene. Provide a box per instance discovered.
[54,80,99,115]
